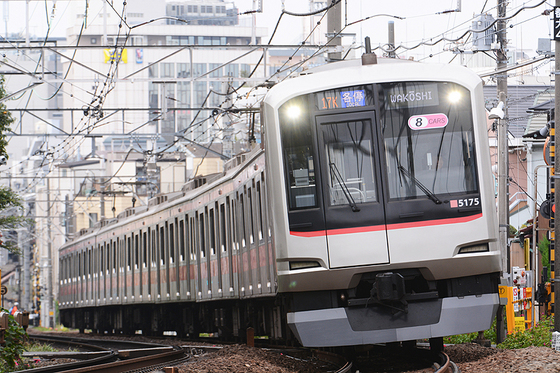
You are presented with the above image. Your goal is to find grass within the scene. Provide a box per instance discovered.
[30,325,76,333]
[443,315,554,349]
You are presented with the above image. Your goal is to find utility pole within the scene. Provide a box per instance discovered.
[326,0,342,61]
[388,21,396,58]
[554,0,560,332]
[495,0,508,343]
[46,177,53,328]
[496,0,509,275]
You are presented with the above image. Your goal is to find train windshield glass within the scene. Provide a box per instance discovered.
[379,81,478,200]
[320,120,377,207]
[279,96,319,210]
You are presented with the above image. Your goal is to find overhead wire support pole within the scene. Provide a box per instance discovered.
[496,0,509,343]
[554,0,560,333]
[497,0,509,276]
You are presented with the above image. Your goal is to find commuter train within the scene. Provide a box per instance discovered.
[59,55,501,348]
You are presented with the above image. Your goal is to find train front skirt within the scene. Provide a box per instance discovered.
[287,293,499,347]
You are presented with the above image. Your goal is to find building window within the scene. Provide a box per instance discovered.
[161,63,174,78]
[149,64,158,78]
[177,63,190,78]
[89,213,98,228]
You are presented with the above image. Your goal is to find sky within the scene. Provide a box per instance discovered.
[0,0,553,64]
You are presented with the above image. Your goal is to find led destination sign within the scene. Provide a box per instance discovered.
[316,88,369,110]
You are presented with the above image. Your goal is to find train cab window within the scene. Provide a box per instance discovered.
[320,120,377,206]
[279,96,318,210]
[379,81,479,200]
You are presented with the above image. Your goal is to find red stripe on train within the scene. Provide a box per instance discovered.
[289,213,483,237]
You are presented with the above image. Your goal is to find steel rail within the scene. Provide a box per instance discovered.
[24,334,185,373]
[434,352,459,373]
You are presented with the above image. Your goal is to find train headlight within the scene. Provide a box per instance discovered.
[289,261,320,270]
[458,243,489,254]
[286,105,302,120]
[447,91,461,104]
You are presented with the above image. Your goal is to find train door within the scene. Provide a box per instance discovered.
[315,112,389,268]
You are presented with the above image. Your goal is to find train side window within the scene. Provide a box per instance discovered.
[220,203,226,252]
[135,233,139,270]
[160,225,166,265]
[179,220,186,261]
[78,252,82,279]
[190,217,196,261]
[248,186,255,244]
[239,192,246,247]
[127,236,132,271]
[209,208,216,256]
[151,229,156,267]
[143,231,147,268]
[106,242,110,274]
[199,212,206,258]
[113,241,117,273]
[170,222,175,264]
[257,179,264,241]
[230,197,237,251]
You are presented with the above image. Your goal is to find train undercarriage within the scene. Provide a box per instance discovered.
[60,296,291,344]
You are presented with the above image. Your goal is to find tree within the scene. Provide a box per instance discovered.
[0,75,28,253]
[0,75,14,159]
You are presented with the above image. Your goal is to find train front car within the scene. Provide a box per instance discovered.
[262,58,501,347]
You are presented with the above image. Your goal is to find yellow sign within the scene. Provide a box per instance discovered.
[104,48,128,64]
[514,316,526,332]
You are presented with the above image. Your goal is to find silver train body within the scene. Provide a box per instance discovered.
[262,58,501,347]
[59,58,501,347]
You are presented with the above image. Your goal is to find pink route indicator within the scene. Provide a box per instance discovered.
[408,113,449,130]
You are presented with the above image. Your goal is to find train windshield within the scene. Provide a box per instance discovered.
[379,81,478,201]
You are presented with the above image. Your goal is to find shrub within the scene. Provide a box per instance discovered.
[497,316,553,349]
[0,310,31,372]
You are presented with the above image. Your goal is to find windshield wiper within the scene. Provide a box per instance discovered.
[329,162,360,212]
[398,165,442,205]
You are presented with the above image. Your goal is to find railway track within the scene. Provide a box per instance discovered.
[25,333,455,372]
[24,334,196,373]
[24,333,351,372]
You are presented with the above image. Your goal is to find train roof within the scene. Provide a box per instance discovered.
[264,56,483,109]
[61,146,264,251]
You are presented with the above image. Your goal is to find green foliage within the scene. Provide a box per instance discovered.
[0,186,31,254]
[538,237,551,280]
[444,317,497,344]
[497,315,553,349]
[24,342,58,353]
[509,224,518,238]
[0,75,14,159]
[443,329,496,345]
[0,310,31,372]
